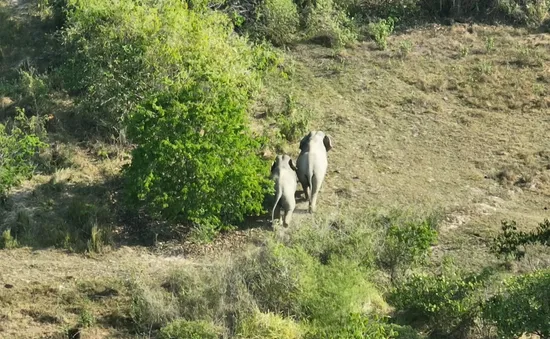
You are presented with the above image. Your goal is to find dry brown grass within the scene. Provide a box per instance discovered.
[1,8,550,336]
[0,246,196,338]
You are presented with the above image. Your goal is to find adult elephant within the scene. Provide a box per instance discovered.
[296,131,333,213]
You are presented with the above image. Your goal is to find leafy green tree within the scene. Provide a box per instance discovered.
[97,0,278,237]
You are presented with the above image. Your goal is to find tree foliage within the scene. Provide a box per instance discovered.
[58,0,279,133]
[490,219,550,261]
[90,0,280,236]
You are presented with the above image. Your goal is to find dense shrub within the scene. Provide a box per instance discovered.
[75,0,282,236]
[358,0,420,20]
[254,0,300,45]
[377,216,437,282]
[304,0,358,48]
[128,223,390,335]
[388,263,492,337]
[58,0,280,134]
[159,319,222,339]
[354,0,549,26]
[482,269,550,339]
[0,108,47,198]
[124,89,272,237]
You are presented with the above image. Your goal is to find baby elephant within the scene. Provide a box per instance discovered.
[296,131,333,213]
[270,154,298,227]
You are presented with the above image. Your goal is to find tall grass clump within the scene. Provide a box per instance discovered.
[236,311,304,339]
[0,229,18,249]
[128,215,398,337]
[159,319,223,339]
[284,213,379,268]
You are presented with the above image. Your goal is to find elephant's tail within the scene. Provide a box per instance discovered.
[307,171,314,206]
[272,188,283,224]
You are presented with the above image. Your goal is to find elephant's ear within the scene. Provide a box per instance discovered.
[299,131,313,151]
[270,160,277,175]
[323,134,333,152]
[288,158,297,171]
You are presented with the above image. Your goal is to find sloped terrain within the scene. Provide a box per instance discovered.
[1,0,550,336]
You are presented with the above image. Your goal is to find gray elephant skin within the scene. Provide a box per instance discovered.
[270,154,298,227]
[296,131,333,213]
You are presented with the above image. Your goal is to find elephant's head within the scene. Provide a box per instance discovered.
[271,154,297,175]
[299,131,333,152]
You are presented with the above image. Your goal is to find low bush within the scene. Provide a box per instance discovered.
[367,17,395,50]
[490,219,550,262]
[0,108,47,198]
[377,214,438,282]
[304,257,385,323]
[238,238,388,323]
[237,242,318,317]
[78,308,95,328]
[482,269,550,339]
[159,319,222,339]
[254,0,300,46]
[388,262,492,337]
[304,0,358,48]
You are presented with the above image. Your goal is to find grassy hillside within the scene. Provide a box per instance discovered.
[1,0,550,337]
[285,25,550,270]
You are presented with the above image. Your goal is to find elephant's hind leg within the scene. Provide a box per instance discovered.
[282,198,296,227]
[301,182,310,200]
[309,173,325,213]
